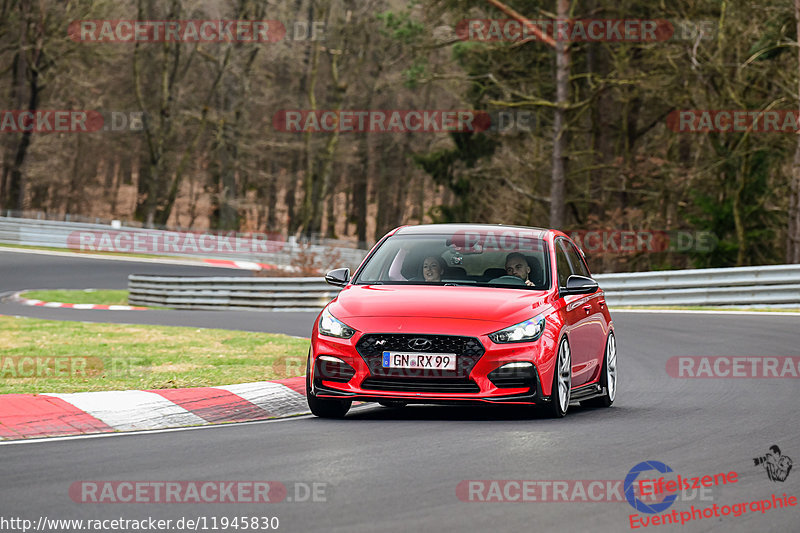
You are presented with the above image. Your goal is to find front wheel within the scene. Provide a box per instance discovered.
[542,336,571,418]
[307,393,352,418]
[581,331,617,408]
[306,352,352,418]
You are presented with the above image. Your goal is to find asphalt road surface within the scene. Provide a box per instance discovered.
[1,249,799,532]
[0,249,314,336]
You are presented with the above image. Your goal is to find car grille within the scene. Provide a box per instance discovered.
[355,334,485,378]
[360,377,480,394]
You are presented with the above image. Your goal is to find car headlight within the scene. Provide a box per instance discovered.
[489,315,546,343]
[318,307,356,339]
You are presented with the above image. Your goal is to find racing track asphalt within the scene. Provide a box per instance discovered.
[1,249,800,532]
[0,249,316,337]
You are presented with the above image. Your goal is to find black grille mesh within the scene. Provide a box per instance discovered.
[361,377,480,393]
[355,334,485,378]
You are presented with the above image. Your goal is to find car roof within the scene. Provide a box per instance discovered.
[393,223,551,237]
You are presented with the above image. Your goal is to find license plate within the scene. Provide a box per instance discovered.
[382,351,457,370]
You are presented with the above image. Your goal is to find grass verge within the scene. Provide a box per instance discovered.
[0,316,309,394]
[22,289,130,306]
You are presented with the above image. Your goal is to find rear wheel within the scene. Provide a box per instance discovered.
[306,352,352,418]
[581,332,617,408]
[542,337,571,418]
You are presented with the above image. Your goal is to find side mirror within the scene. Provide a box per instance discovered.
[560,274,598,296]
[324,268,350,287]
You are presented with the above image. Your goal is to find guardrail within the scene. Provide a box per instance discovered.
[128,264,800,311]
[128,276,342,311]
[0,216,368,271]
[594,264,800,307]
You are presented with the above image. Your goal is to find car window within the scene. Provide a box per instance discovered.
[561,240,591,278]
[354,233,550,289]
[555,242,572,288]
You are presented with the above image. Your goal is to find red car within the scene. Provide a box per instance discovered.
[306,224,616,418]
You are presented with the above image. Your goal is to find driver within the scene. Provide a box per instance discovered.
[422,256,445,282]
[505,252,534,286]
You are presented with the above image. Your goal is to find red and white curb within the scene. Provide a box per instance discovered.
[9,292,147,311]
[0,377,308,440]
[202,259,278,271]
[202,259,308,274]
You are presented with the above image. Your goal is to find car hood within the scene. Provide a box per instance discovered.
[329,284,551,324]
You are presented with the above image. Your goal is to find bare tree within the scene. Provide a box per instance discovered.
[790,0,800,263]
[484,0,568,229]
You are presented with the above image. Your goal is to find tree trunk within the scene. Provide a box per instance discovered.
[286,153,300,234]
[733,167,747,266]
[3,2,42,212]
[550,0,570,229]
[266,159,278,232]
[300,2,324,237]
[65,135,84,215]
[353,133,369,247]
[789,0,800,263]
[325,190,337,239]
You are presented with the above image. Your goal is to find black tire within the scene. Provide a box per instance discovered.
[542,336,571,418]
[378,401,407,408]
[581,332,617,408]
[306,351,352,418]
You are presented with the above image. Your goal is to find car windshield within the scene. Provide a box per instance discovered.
[354,231,550,289]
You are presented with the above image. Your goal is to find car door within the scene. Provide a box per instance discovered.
[555,240,589,386]
[560,239,607,386]
[555,239,595,387]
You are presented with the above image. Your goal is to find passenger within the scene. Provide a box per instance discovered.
[505,252,535,286]
[422,256,446,282]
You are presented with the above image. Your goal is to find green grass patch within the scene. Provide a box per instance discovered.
[23,289,130,306]
[0,316,309,394]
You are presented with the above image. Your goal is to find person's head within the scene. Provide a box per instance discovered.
[422,256,445,282]
[505,252,530,281]
[769,445,781,458]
